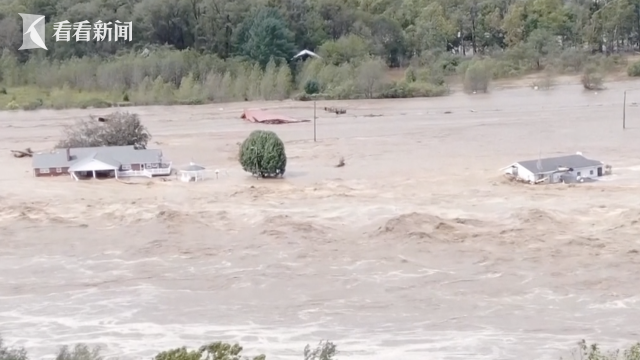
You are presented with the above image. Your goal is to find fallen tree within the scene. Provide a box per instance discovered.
[10,148,33,158]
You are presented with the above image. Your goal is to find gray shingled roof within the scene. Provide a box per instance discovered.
[517,154,603,174]
[68,152,121,172]
[181,163,205,171]
[32,146,163,169]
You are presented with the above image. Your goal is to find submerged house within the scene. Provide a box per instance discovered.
[32,145,172,180]
[502,153,605,184]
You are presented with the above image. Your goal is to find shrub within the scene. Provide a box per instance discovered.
[292,92,313,101]
[0,337,28,360]
[22,99,43,111]
[304,341,337,360]
[555,49,590,73]
[55,344,103,360]
[561,340,640,360]
[78,99,112,109]
[355,57,388,98]
[239,130,287,178]
[463,59,493,93]
[532,67,556,90]
[628,60,640,77]
[5,100,19,110]
[56,111,151,149]
[304,80,320,95]
[582,64,604,90]
[380,81,448,98]
[155,342,265,360]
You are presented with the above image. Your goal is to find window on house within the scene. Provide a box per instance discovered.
[40,168,50,173]
[590,170,593,175]
[121,164,131,170]
[56,168,62,173]
[577,171,581,176]
[537,174,544,180]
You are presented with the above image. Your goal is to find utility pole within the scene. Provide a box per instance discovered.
[313,100,317,142]
[623,90,627,130]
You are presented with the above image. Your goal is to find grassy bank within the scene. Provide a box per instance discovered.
[0,49,637,111]
[0,86,121,110]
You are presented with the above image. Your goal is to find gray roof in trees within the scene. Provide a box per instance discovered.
[515,154,603,174]
[32,146,163,169]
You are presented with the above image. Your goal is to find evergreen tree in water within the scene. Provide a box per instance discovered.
[239,130,287,178]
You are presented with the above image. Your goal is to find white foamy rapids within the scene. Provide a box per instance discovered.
[1,251,639,360]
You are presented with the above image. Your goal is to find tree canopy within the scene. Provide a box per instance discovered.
[0,0,636,64]
[56,111,151,149]
[239,130,287,178]
[0,0,637,108]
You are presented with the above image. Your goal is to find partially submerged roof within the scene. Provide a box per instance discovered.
[513,154,603,174]
[180,163,205,172]
[240,109,310,124]
[68,152,121,172]
[32,145,163,169]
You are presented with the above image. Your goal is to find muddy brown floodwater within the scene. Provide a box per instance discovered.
[1,81,640,360]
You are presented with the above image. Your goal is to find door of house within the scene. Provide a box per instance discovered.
[597,167,602,176]
[140,164,145,170]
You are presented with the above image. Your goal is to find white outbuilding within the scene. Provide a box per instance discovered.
[179,162,206,182]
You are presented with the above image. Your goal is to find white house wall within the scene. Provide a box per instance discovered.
[505,164,536,182]
[572,165,602,179]
[545,165,603,183]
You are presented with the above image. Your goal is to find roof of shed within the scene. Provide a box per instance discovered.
[32,146,163,169]
[515,154,603,174]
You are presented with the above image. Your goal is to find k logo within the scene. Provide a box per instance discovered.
[19,13,48,50]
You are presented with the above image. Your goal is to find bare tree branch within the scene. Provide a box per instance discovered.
[56,112,151,149]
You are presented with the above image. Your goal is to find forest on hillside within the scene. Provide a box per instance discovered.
[0,0,639,109]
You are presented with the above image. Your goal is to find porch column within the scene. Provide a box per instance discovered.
[115,170,118,179]
[92,170,96,179]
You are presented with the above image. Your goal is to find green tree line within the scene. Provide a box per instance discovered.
[1,337,640,360]
[0,337,339,360]
[0,0,639,109]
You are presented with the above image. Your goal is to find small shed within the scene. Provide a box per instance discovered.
[179,162,206,182]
